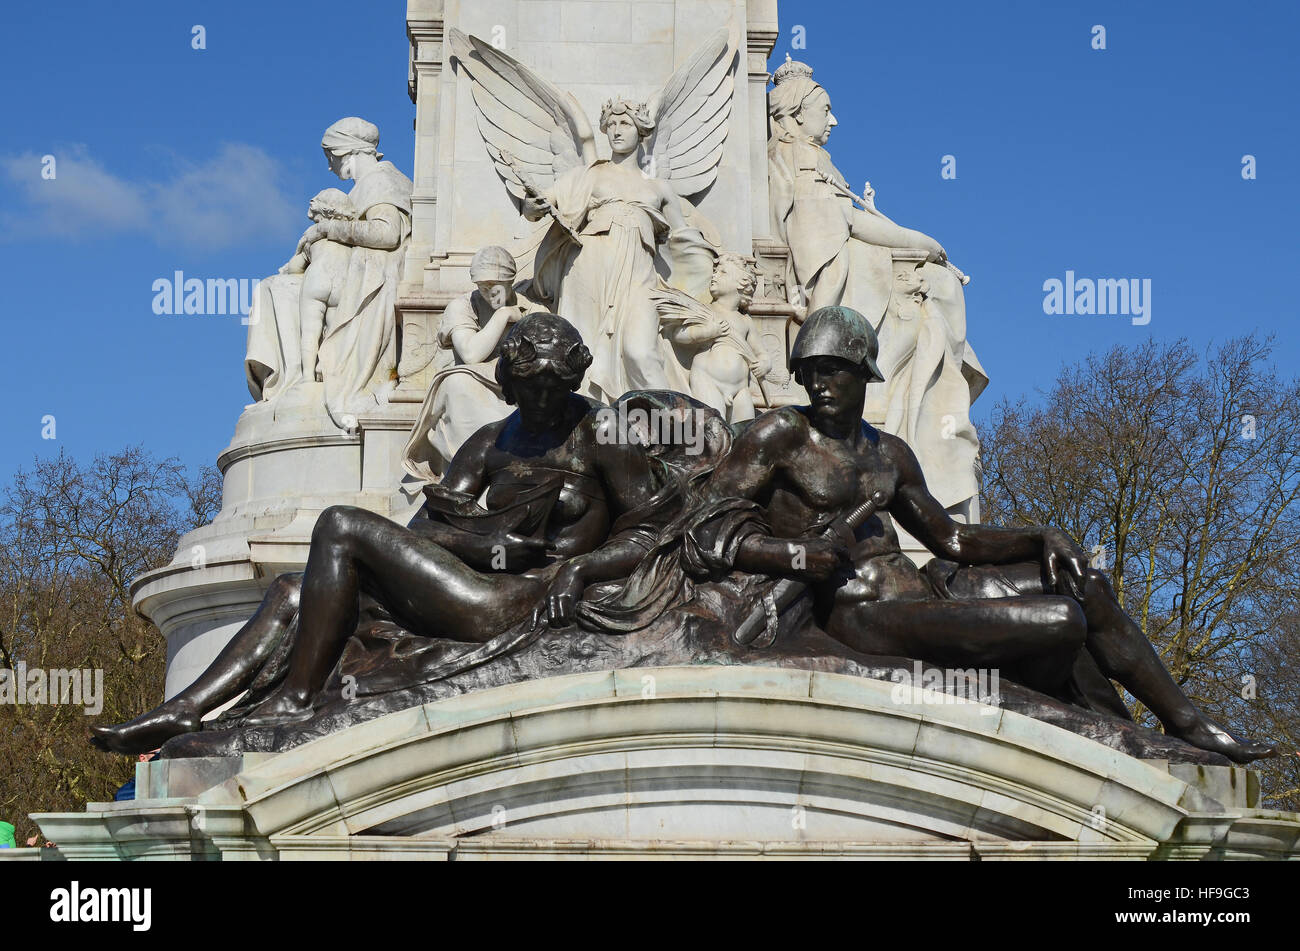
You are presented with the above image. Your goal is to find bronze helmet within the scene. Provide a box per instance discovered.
[789,305,884,383]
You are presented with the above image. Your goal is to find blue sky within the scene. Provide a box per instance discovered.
[1,0,1296,482]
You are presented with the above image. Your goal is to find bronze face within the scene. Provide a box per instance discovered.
[798,355,870,439]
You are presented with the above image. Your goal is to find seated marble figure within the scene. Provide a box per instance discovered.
[653,253,773,424]
[403,245,547,484]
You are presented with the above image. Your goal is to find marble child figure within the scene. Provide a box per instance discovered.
[279,188,356,387]
[653,253,772,423]
[689,305,1273,765]
[92,315,659,753]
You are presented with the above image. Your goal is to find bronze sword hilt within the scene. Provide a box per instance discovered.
[732,489,890,646]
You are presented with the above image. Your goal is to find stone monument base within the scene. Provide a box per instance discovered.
[31,667,1300,860]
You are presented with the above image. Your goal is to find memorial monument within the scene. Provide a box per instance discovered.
[28,0,1298,861]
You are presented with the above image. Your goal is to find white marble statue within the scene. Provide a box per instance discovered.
[279,188,356,389]
[245,118,414,426]
[448,28,738,403]
[767,58,985,516]
[768,57,946,312]
[402,246,545,484]
[867,263,988,515]
[652,253,771,423]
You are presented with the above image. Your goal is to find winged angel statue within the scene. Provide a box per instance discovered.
[449,27,739,402]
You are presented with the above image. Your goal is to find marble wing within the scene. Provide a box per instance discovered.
[647,26,740,199]
[449,28,599,202]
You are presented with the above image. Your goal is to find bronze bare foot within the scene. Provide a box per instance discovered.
[90,702,201,756]
[1173,715,1276,764]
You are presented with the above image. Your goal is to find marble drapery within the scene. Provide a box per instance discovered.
[244,160,413,425]
[768,135,985,513]
[402,287,545,484]
[530,161,711,403]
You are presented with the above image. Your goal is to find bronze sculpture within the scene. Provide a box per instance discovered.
[92,313,661,753]
[94,310,1273,766]
[687,306,1272,764]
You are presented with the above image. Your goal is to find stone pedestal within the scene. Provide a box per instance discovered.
[29,667,1300,860]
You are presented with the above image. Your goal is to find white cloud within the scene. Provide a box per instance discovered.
[0,143,300,249]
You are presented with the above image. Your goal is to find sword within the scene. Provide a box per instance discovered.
[733,489,890,646]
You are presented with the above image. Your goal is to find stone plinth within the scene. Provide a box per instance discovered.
[33,667,1300,860]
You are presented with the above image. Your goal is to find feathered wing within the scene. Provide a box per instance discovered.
[448,29,598,201]
[647,25,740,199]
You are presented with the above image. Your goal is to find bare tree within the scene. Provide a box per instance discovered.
[0,447,212,842]
[981,335,1300,809]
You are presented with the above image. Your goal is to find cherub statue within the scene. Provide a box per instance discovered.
[279,187,355,386]
[652,253,772,423]
[448,26,738,402]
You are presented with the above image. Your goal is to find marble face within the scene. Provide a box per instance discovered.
[709,258,747,307]
[604,112,640,157]
[799,88,838,145]
[475,281,513,310]
[325,150,357,181]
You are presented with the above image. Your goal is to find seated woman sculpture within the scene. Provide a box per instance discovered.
[92,314,658,754]
[245,118,413,426]
[683,305,1274,764]
[403,245,546,484]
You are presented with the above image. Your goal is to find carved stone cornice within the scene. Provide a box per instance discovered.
[406,18,445,102]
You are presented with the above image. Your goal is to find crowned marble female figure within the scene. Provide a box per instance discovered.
[768,59,986,518]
